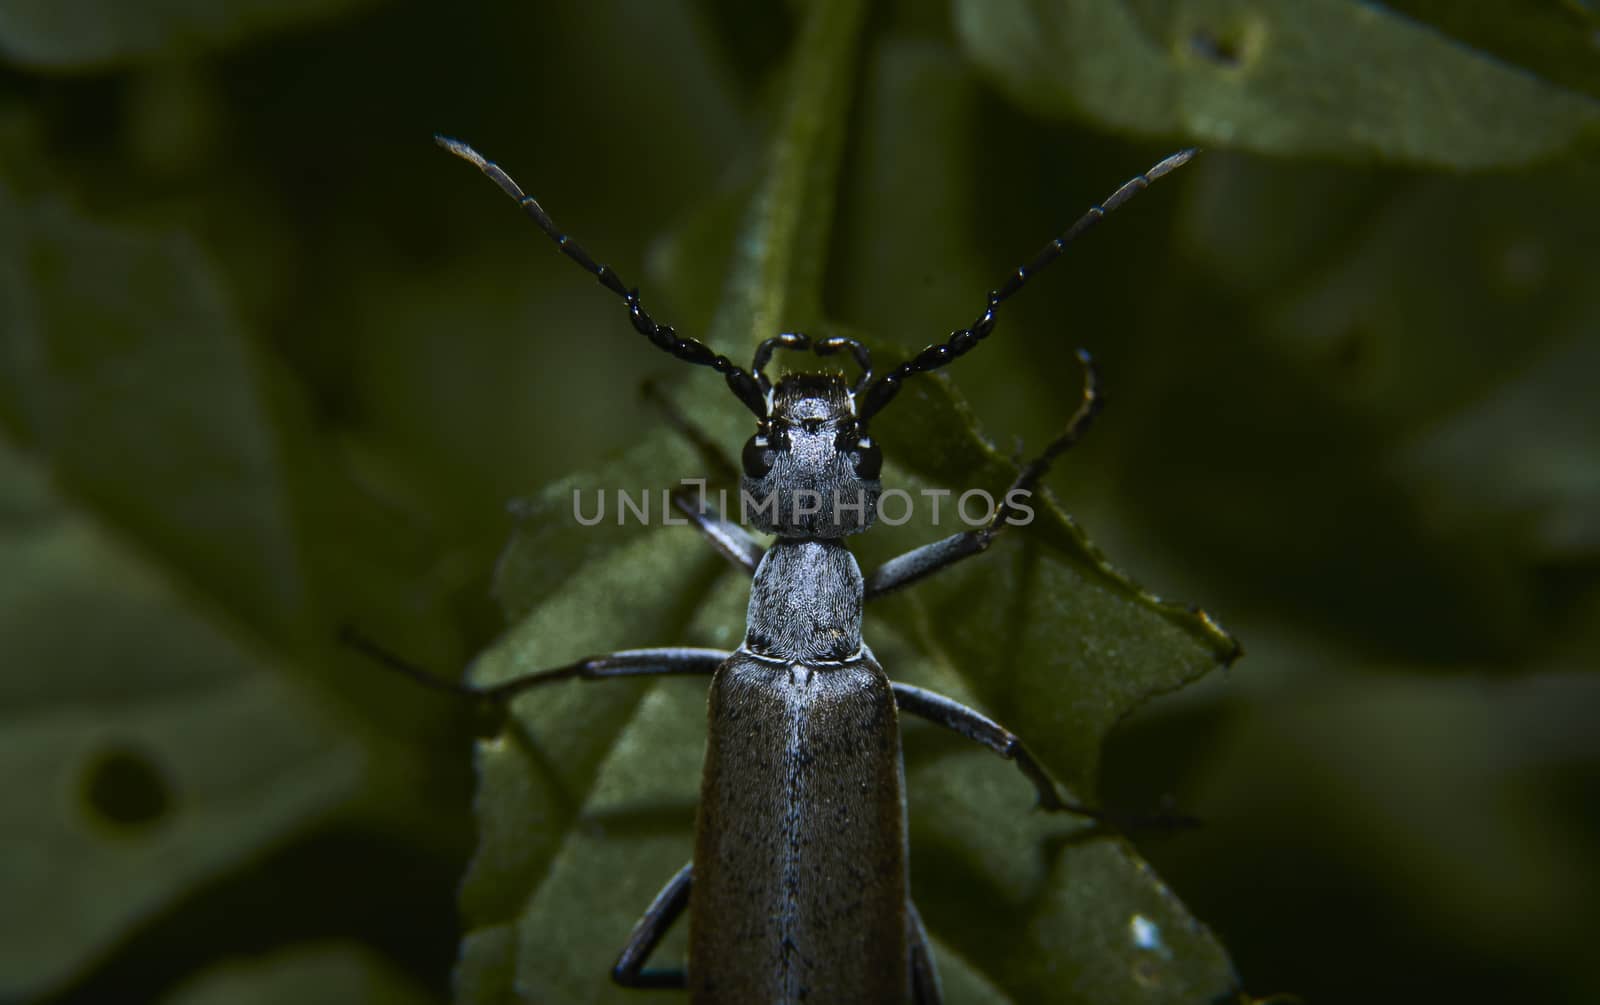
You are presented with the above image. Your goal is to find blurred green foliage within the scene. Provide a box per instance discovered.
[1,1,1596,1004]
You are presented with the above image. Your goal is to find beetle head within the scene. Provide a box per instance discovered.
[741,374,881,538]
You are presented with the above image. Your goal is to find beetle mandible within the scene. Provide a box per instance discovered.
[357,135,1196,1004]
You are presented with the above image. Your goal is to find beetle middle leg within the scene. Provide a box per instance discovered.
[611,861,693,990]
[890,681,1194,830]
[340,628,727,701]
[890,681,1104,818]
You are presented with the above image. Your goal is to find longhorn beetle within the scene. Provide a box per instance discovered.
[349,136,1196,1004]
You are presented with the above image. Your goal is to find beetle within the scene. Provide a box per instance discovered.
[350,136,1196,1003]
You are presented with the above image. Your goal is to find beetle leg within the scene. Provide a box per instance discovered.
[640,378,741,483]
[908,899,944,1005]
[864,352,1100,601]
[640,378,764,575]
[671,485,764,576]
[341,629,727,702]
[891,681,1200,830]
[611,861,693,990]
[891,681,1101,818]
[863,530,989,600]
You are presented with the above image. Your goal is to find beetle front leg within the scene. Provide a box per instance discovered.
[639,377,765,575]
[672,485,764,576]
[864,529,990,600]
[864,350,1101,601]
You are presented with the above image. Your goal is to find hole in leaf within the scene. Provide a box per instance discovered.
[1189,28,1242,67]
[82,744,172,829]
[1187,20,1265,70]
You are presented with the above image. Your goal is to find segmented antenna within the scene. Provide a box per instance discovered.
[751,333,874,396]
[857,148,1198,424]
[436,135,768,419]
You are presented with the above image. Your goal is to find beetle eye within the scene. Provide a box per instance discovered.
[742,435,773,478]
[853,437,882,480]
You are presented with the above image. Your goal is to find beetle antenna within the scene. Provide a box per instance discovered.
[436,134,768,419]
[813,335,874,397]
[856,148,1197,424]
[751,332,811,394]
[750,333,874,397]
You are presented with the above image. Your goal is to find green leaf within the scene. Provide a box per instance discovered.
[159,941,437,1005]
[952,0,1600,167]
[1372,0,1600,103]
[0,165,467,999]
[0,171,473,723]
[0,0,380,69]
[1156,152,1600,656]
[1152,640,1600,1002]
[456,1,1241,1002]
[0,439,364,1000]
[0,182,311,644]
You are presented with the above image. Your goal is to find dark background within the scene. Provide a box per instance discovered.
[2,1,1597,1003]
